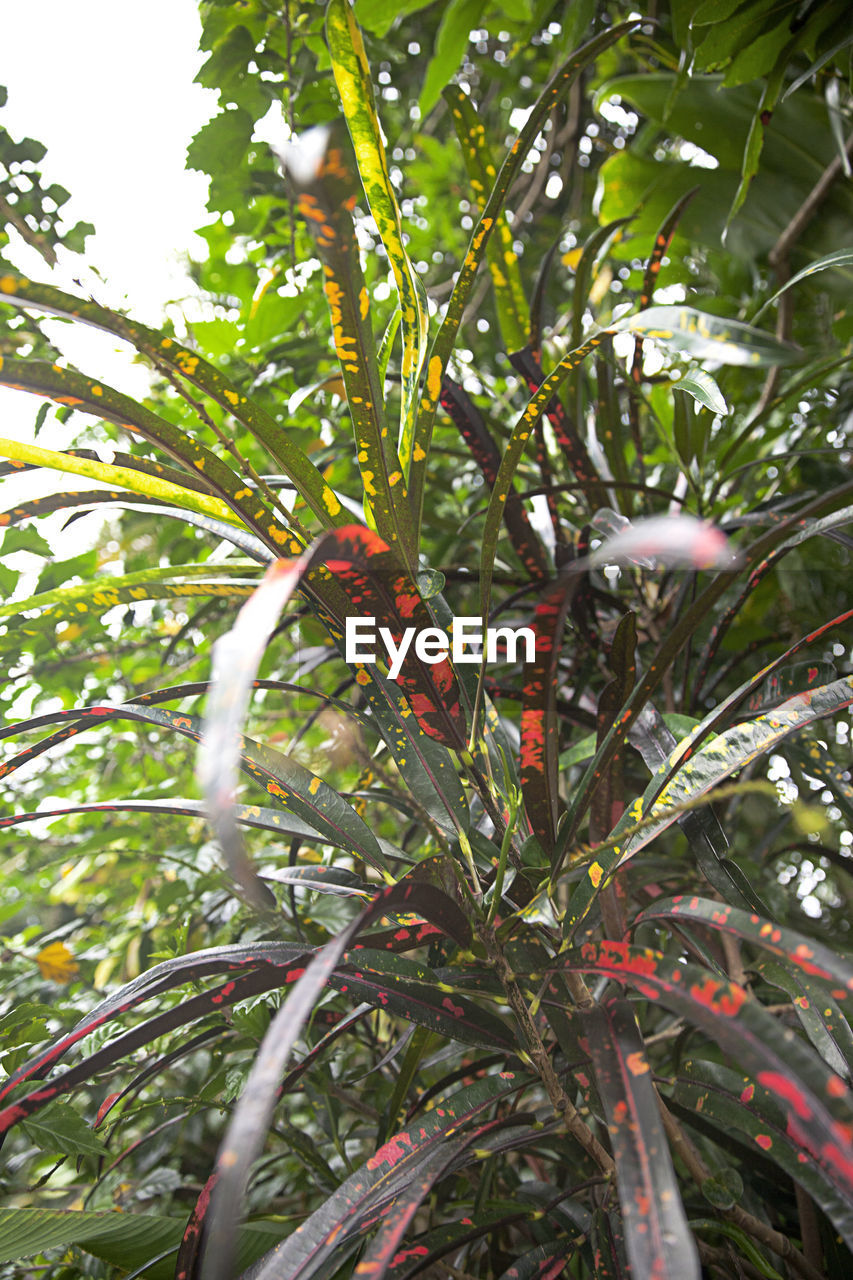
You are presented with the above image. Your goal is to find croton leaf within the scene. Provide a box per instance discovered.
[200,524,467,908]
[541,941,853,1217]
[0,273,346,529]
[581,999,699,1280]
[227,1071,525,1280]
[197,880,477,1280]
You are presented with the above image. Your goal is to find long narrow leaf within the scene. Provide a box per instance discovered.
[0,360,294,554]
[543,941,853,1210]
[0,273,346,528]
[283,126,416,570]
[241,1071,525,1280]
[326,0,428,478]
[581,1000,699,1280]
[409,19,643,520]
[199,880,472,1280]
[443,86,527,352]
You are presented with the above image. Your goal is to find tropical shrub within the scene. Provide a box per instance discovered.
[1,2,853,1278]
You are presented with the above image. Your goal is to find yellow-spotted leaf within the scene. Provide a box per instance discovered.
[326,0,428,480]
[0,273,346,531]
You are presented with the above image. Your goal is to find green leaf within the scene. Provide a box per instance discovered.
[0,1207,288,1277]
[672,368,729,416]
[21,1101,106,1158]
[410,18,642,524]
[443,86,528,352]
[0,273,346,532]
[419,0,485,117]
[619,305,801,367]
[327,0,429,487]
[752,247,853,321]
[284,129,417,569]
[353,0,438,36]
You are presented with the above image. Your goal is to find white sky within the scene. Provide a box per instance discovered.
[1,0,217,469]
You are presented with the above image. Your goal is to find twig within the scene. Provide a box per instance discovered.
[477,922,616,1178]
[0,190,58,267]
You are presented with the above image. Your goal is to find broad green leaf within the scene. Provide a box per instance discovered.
[353,0,437,36]
[419,0,484,117]
[0,1207,287,1278]
[21,1101,106,1158]
[618,305,800,367]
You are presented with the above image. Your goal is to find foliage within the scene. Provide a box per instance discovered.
[1,1,853,1278]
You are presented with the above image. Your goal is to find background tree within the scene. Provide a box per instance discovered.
[0,1,852,1277]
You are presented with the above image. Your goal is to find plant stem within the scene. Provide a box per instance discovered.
[477,921,615,1177]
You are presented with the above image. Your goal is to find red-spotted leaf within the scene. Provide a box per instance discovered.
[344,1116,523,1280]
[234,1071,525,1280]
[494,1240,579,1279]
[668,1057,853,1249]
[332,948,513,1049]
[754,958,853,1082]
[199,880,473,1280]
[0,966,294,1139]
[200,526,468,902]
[520,577,581,855]
[541,941,853,1216]
[589,1207,631,1279]
[580,999,699,1280]
[635,896,853,1003]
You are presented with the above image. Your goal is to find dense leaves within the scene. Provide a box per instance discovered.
[1,2,852,1278]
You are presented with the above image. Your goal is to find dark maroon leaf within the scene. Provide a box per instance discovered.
[581,999,699,1280]
[199,881,473,1280]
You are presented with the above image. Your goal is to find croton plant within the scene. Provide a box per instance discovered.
[0,1,852,1278]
